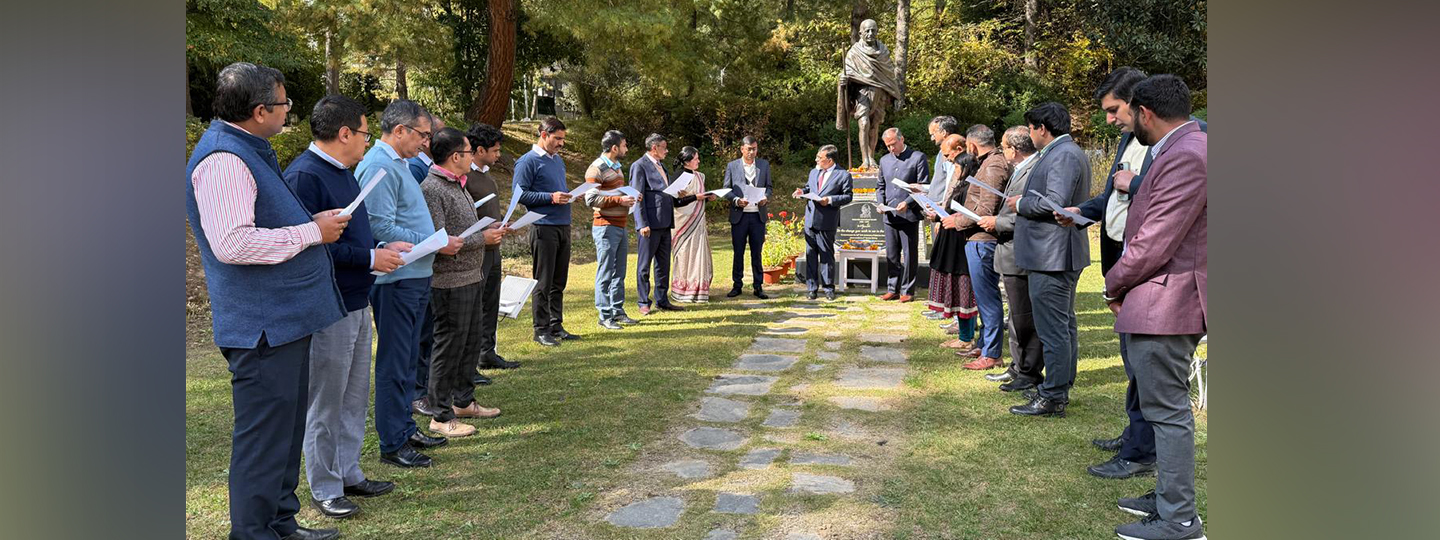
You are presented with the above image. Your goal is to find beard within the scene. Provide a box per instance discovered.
[1133,122,1155,146]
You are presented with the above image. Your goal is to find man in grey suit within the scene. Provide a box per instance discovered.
[792,145,854,301]
[979,126,1045,393]
[1006,102,1091,417]
[721,136,772,299]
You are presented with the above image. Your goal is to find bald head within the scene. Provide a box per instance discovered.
[940,133,965,161]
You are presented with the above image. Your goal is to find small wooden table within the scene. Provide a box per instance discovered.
[836,248,882,293]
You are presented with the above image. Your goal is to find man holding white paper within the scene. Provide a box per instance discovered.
[876,127,930,302]
[513,117,577,347]
[720,136,772,299]
[630,133,692,314]
[584,130,639,329]
[792,145,853,301]
[462,123,520,374]
[948,125,1013,372]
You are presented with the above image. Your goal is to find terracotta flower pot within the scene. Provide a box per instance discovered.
[762,267,786,284]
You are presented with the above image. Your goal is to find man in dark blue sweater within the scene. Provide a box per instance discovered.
[512,117,577,347]
[285,95,413,520]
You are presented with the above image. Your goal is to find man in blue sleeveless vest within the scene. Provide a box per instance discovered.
[185,62,349,540]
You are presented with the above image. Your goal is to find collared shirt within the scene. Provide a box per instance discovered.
[646,153,668,182]
[416,151,433,166]
[374,139,402,162]
[1151,121,1197,159]
[600,155,623,170]
[430,164,467,187]
[816,166,833,192]
[1104,137,1150,240]
[1038,134,1072,157]
[470,162,490,173]
[190,122,322,265]
[1010,153,1038,183]
[742,159,760,212]
[307,142,347,169]
[531,143,553,158]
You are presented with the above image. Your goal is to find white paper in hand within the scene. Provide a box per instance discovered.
[911,193,950,218]
[890,178,921,193]
[1027,190,1095,226]
[502,188,523,225]
[875,203,898,213]
[373,227,447,275]
[964,176,1006,198]
[741,184,767,204]
[949,200,983,221]
[459,217,497,239]
[567,182,598,199]
[340,170,385,216]
[472,193,495,209]
[800,192,824,202]
[507,211,545,230]
[704,188,732,198]
[663,172,695,197]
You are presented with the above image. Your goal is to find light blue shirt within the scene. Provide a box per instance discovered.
[1150,121,1197,159]
[357,139,436,283]
[307,142,347,169]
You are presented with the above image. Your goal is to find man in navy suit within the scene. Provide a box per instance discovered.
[792,145,854,301]
[720,136,773,299]
[630,133,700,315]
[874,127,930,301]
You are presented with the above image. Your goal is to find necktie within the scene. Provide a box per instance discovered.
[654,159,668,184]
[817,169,828,192]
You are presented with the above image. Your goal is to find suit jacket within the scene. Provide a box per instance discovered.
[1105,123,1207,335]
[1014,135,1092,272]
[630,155,695,230]
[799,167,853,231]
[993,154,1039,276]
[721,158,772,224]
[1077,118,1208,273]
[876,146,930,224]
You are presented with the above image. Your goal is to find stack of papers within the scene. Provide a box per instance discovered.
[373,228,448,275]
[740,184,767,203]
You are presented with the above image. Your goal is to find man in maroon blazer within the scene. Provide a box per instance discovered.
[1102,74,1208,540]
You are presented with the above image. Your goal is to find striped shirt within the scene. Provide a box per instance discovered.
[190,122,321,265]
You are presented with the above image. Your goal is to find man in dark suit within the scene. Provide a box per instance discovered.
[1104,74,1208,540]
[1006,102,1091,418]
[874,127,930,301]
[631,133,697,314]
[792,145,854,301]
[981,126,1045,392]
[721,136,772,299]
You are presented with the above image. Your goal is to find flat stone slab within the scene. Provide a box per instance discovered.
[605,496,685,528]
[860,345,907,364]
[692,396,751,423]
[835,367,906,390]
[739,303,766,308]
[748,337,807,353]
[733,354,799,372]
[817,351,840,361]
[739,447,782,469]
[659,459,713,479]
[679,427,747,451]
[790,452,854,466]
[761,326,810,335]
[713,492,759,514]
[762,408,801,428]
[706,374,779,396]
[823,341,842,350]
[705,529,739,540]
[790,472,855,494]
[807,363,827,372]
[860,333,907,344]
[829,396,888,411]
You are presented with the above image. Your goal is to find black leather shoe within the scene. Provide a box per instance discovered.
[599,318,623,330]
[986,371,1015,383]
[825,290,836,301]
[380,445,431,468]
[408,430,447,449]
[534,333,560,347]
[807,290,818,300]
[311,496,360,519]
[656,303,684,311]
[481,353,520,369]
[471,372,493,386]
[1092,435,1126,452]
[614,314,639,325]
[281,527,340,540]
[1087,455,1155,479]
[999,378,1037,392]
[412,399,444,417]
[726,286,743,298]
[754,289,770,299]
[343,479,395,498]
[1010,396,1067,417]
[553,328,581,340]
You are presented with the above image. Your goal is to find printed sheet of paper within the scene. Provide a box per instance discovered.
[949,200,983,221]
[340,170,385,216]
[800,192,825,202]
[472,193,495,209]
[1027,190,1095,226]
[663,172,695,197]
[598,186,642,198]
[373,228,447,275]
[459,217,497,239]
[506,211,545,231]
[964,176,1007,198]
[498,275,539,319]
[501,188,523,225]
[741,184,767,204]
[890,178,923,194]
[567,182,598,199]
[704,188,731,198]
[910,193,950,219]
[875,202,898,213]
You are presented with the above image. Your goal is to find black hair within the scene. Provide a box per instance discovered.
[645,133,667,150]
[953,152,980,178]
[466,122,503,150]
[741,135,759,146]
[965,124,995,147]
[1023,102,1071,136]
[213,62,286,123]
[674,146,700,171]
[429,127,470,165]
[929,116,959,136]
[601,130,626,153]
[819,144,840,162]
[380,99,425,134]
[538,116,566,134]
[1129,74,1192,122]
[309,94,367,142]
[1094,67,1147,102]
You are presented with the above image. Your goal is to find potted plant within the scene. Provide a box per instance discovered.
[761,212,804,282]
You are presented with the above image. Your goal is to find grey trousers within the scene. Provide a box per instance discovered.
[302,308,372,500]
[1028,269,1081,401]
[1129,333,1204,523]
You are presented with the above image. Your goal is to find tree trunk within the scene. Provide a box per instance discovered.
[324,30,340,94]
[466,0,517,126]
[894,0,910,99]
[395,58,408,100]
[849,0,869,44]
[574,81,595,118]
[1024,0,1037,67]
[784,0,795,20]
[935,0,945,28]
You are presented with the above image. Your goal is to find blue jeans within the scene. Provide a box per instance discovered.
[592,225,628,320]
[965,241,1004,358]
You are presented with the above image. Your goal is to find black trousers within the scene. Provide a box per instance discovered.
[884,219,920,295]
[1117,333,1158,462]
[413,302,434,399]
[805,228,837,292]
[477,248,502,359]
[731,213,765,290]
[530,224,571,334]
[221,335,311,540]
[636,227,673,307]
[427,282,483,421]
[1002,274,1044,383]
[1028,269,1082,402]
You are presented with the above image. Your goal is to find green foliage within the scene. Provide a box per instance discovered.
[761,212,805,268]
[187,0,323,118]
[1085,0,1208,89]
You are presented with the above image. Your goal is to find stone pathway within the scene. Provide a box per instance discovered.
[600,294,914,538]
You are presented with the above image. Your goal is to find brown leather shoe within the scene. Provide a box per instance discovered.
[429,418,477,437]
[963,356,1004,370]
[955,348,982,358]
[879,292,898,301]
[452,403,501,419]
[942,339,975,350]
[898,295,914,303]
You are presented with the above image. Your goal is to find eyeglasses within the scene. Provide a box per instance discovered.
[404,124,433,140]
[258,97,293,111]
[347,128,373,143]
[455,150,474,155]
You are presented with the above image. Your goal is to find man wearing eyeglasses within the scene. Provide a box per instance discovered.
[357,100,457,470]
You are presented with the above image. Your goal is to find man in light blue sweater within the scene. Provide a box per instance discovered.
[512,117,577,347]
[357,100,461,469]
